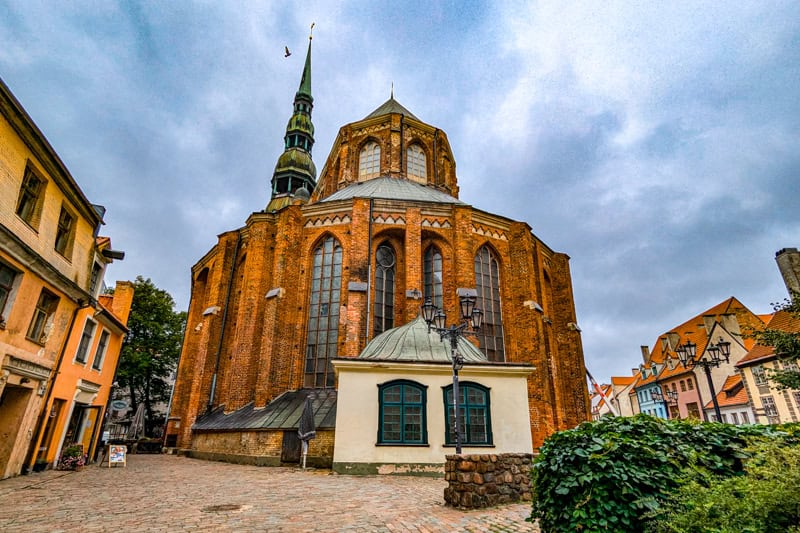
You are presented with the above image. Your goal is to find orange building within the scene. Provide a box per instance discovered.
[167,38,589,466]
[0,76,127,477]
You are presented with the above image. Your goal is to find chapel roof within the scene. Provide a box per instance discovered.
[364,96,419,121]
[320,176,463,204]
[358,316,487,363]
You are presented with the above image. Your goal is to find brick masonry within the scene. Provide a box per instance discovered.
[167,99,590,460]
[444,453,533,509]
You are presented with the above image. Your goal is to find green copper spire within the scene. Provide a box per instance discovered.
[267,27,317,212]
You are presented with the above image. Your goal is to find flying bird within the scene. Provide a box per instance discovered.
[284,46,291,58]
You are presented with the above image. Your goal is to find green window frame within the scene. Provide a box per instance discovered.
[443,382,493,446]
[378,380,427,445]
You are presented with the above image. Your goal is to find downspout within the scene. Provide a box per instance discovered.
[399,114,404,174]
[433,129,439,186]
[364,199,374,345]
[207,233,242,413]
[24,298,90,471]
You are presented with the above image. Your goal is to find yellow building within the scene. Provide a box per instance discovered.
[0,77,126,478]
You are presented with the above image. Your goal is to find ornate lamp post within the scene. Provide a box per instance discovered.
[421,293,483,454]
[676,337,731,421]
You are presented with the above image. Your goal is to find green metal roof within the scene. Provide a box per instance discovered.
[358,316,487,363]
[319,176,463,204]
[364,96,419,121]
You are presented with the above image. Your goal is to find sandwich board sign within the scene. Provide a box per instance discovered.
[108,445,127,467]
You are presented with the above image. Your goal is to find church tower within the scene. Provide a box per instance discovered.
[267,34,316,212]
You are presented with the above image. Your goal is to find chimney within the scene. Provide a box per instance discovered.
[640,345,650,364]
[110,281,135,326]
[719,313,741,337]
[666,332,680,351]
[702,315,715,335]
[776,248,800,298]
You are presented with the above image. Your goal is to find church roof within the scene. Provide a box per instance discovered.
[358,316,488,363]
[192,388,337,431]
[320,176,464,204]
[364,96,419,121]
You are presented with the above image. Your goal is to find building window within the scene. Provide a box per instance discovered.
[741,411,750,424]
[407,145,426,181]
[423,245,443,309]
[671,382,677,393]
[731,412,739,425]
[761,395,779,422]
[54,206,75,258]
[305,236,342,388]
[373,243,395,335]
[27,289,59,344]
[444,382,492,446]
[752,365,769,387]
[358,141,380,180]
[0,262,20,324]
[378,380,427,445]
[91,330,110,370]
[90,262,103,296]
[686,402,700,419]
[686,377,694,391]
[679,380,686,392]
[474,246,504,362]
[75,319,97,364]
[16,166,45,227]
[794,391,800,410]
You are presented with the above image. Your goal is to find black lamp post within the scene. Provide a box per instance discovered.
[676,337,731,422]
[421,293,483,454]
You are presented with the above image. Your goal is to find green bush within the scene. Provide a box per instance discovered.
[529,416,792,533]
[648,442,800,532]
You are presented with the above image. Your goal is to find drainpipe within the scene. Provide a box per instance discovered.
[433,129,439,186]
[364,199,374,345]
[207,233,241,412]
[23,298,90,472]
[399,114,404,174]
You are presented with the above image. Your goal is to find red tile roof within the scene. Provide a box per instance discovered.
[736,309,800,366]
[704,374,748,409]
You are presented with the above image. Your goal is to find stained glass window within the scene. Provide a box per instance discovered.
[374,244,395,335]
[305,236,342,387]
[359,142,381,179]
[474,246,505,361]
[423,246,443,309]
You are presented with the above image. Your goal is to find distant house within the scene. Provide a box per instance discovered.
[703,374,754,424]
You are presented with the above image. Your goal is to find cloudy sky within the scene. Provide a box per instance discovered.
[2,1,798,382]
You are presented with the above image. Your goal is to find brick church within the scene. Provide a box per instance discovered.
[166,36,590,469]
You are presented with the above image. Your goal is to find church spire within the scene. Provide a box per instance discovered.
[267,28,317,212]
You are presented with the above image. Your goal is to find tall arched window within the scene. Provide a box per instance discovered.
[374,243,395,335]
[359,141,381,180]
[305,236,343,388]
[407,145,426,182]
[443,382,492,445]
[378,380,427,444]
[423,245,443,308]
[474,246,505,361]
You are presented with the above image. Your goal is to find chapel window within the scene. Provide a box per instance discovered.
[374,243,396,335]
[305,236,342,388]
[378,380,427,445]
[474,246,505,361]
[423,245,443,309]
[444,382,492,446]
[407,145,426,182]
[359,141,381,180]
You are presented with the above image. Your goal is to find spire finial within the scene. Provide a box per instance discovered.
[310,22,315,40]
[391,82,394,99]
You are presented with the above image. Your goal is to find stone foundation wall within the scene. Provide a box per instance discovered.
[187,429,334,468]
[444,453,533,509]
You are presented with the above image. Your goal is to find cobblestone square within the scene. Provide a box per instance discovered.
[0,455,538,532]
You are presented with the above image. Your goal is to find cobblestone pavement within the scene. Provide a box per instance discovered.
[0,454,538,532]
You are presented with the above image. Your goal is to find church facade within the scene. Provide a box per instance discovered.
[166,38,590,468]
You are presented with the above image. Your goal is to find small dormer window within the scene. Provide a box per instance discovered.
[407,145,426,182]
[359,142,380,180]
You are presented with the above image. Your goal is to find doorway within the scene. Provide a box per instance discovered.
[0,385,33,477]
[281,430,301,463]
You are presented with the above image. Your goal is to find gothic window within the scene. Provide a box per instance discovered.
[359,141,381,180]
[374,243,395,335]
[378,380,427,445]
[474,246,505,361]
[305,236,342,388]
[444,382,492,445]
[423,245,443,309]
[407,145,426,182]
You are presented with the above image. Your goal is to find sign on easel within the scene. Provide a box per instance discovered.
[108,445,127,468]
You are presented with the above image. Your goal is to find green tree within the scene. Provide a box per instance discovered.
[116,276,186,436]
[753,291,800,390]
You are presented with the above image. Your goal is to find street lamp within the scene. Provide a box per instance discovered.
[421,293,483,454]
[676,337,731,422]
[651,387,679,419]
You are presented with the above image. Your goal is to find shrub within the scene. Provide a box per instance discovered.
[648,442,800,532]
[529,416,791,533]
[57,445,87,470]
